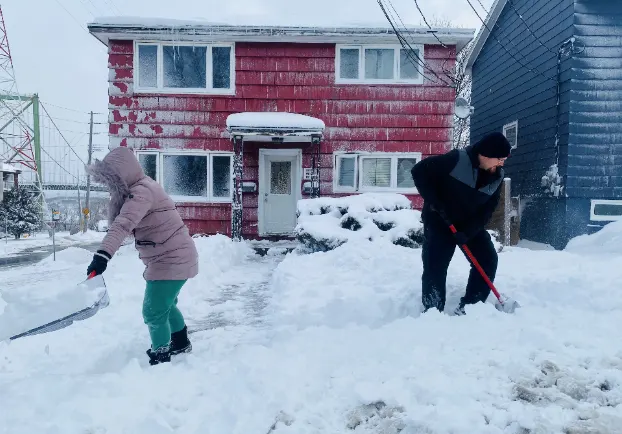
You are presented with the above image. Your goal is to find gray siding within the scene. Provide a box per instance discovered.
[470,0,575,197]
[567,0,622,200]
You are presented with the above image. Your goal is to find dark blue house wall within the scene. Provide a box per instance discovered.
[470,0,575,248]
[564,0,622,243]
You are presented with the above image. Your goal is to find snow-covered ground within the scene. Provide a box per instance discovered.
[1,227,622,433]
[0,230,105,257]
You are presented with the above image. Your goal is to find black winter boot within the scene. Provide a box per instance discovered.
[170,325,192,355]
[146,345,171,366]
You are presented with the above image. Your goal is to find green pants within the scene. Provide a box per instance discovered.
[142,280,187,350]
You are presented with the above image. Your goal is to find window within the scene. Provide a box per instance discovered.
[136,151,233,202]
[135,42,235,94]
[503,121,518,150]
[590,200,622,222]
[333,152,421,193]
[336,45,423,84]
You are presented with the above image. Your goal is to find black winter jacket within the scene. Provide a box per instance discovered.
[411,145,504,238]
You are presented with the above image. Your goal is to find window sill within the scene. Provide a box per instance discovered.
[333,188,420,194]
[133,87,236,96]
[335,79,424,86]
[170,196,233,204]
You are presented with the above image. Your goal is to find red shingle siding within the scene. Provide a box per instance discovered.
[107,40,455,237]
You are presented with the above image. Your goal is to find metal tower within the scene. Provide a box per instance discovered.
[0,6,42,193]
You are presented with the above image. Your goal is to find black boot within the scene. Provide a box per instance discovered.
[146,345,171,366]
[170,325,192,355]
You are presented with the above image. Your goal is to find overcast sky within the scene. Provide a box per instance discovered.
[3,0,494,182]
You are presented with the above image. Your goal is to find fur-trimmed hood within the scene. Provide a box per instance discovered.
[86,146,146,225]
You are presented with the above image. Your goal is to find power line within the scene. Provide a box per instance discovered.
[464,0,556,83]
[377,0,454,87]
[40,102,87,166]
[506,0,557,55]
[40,100,106,116]
[102,0,122,15]
[40,145,79,182]
[412,0,448,48]
[40,124,107,135]
[51,0,90,34]
[42,113,107,125]
[82,0,106,17]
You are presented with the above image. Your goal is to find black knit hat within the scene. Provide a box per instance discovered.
[473,132,512,158]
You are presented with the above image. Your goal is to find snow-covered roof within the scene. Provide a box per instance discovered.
[464,0,507,74]
[87,17,475,51]
[226,112,324,143]
[1,162,20,174]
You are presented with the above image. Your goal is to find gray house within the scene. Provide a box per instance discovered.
[465,0,622,249]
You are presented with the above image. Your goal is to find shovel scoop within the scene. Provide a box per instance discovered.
[494,294,520,314]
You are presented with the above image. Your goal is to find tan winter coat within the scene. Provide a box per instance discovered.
[87,147,199,281]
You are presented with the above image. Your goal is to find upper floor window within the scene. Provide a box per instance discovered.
[135,42,235,94]
[335,44,424,85]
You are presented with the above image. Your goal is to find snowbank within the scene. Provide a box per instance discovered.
[296,194,424,252]
[565,220,622,255]
[270,240,422,329]
[3,231,622,433]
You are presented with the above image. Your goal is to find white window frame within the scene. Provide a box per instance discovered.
[335,44,424,85]
[503,120,518,150]
[334,153,359,193]
[135,150,234,203]
[332,152,422,193]
[590,199,622,222]
[134,41,236,95]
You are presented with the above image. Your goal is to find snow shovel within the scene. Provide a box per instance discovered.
[9,272,110,341]
[447,223,520,314]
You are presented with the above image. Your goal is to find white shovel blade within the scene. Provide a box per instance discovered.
[494,295,520,314]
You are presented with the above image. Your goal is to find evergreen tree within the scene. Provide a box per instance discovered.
[0,186,41,239]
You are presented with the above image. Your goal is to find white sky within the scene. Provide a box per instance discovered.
[3,0,494,183]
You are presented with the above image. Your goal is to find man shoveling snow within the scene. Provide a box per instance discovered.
[411,132,515,315]
[85,146,199,365]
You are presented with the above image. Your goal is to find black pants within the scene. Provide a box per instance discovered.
[421,218,498,312]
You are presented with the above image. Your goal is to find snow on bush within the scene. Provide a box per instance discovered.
[295,193,424,253]
[541,163,564,197]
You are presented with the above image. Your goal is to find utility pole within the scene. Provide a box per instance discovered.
[83,111,94,233]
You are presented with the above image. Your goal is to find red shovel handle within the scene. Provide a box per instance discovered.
[448,224,504,304]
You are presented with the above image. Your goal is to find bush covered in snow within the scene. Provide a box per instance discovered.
[295,193,424,253]
[0,186,42,239]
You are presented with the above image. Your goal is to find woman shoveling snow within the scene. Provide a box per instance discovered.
[85,146,199,366]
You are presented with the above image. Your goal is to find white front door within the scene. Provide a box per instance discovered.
[259,150,300,236]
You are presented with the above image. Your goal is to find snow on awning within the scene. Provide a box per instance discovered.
[226,112,325,143]
[1,162,20,174]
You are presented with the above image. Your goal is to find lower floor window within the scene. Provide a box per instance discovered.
[137,151,233,202]
[590,199,622,222]
[334,152,421,193]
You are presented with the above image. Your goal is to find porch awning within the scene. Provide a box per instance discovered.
[225,112,325,143]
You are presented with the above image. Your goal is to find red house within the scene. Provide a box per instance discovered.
[87,18,473,240]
